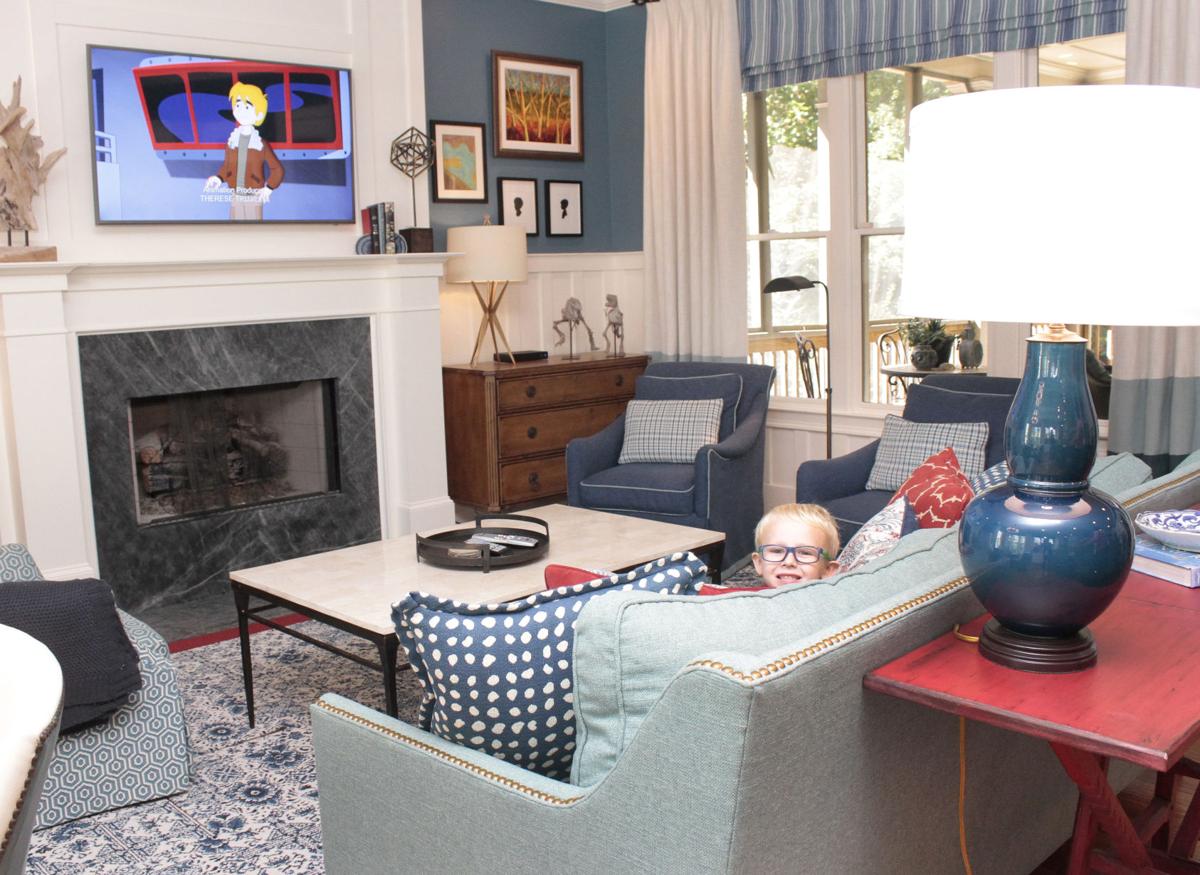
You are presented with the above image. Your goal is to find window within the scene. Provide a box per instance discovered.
[1038,32,1126,416]
[745,83,830,398]
[744,55,992,403]
[861,57,992,403]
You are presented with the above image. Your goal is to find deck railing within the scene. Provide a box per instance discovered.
[750,320,971,405]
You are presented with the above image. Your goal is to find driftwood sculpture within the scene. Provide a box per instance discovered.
[0,77,66,234]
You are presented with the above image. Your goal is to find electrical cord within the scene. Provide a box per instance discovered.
[953,623,978,875]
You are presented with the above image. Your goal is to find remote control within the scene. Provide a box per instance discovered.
[456,541,508,555]
[467,533,539,548]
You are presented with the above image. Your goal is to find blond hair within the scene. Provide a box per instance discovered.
[754,503,840,557]
[228,82,268,124]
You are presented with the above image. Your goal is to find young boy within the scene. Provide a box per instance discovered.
[750,503,841,587]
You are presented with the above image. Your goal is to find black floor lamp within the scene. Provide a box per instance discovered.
[764,275,832,458]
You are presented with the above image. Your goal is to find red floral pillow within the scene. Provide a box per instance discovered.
[891,447,975,528]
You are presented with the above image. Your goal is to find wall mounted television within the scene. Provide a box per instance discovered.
[88,45,355,224]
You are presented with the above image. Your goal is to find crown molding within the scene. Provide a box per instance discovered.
[535,0,631,11]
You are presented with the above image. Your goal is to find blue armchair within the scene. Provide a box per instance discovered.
[567,362,775,569]
[797,375,1021,547]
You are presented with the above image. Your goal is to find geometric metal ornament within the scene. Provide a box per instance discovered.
[389,127,434,233]
[389,127,433,179]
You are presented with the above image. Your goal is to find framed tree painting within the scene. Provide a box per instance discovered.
[431,120,488,202]
[498,177,539,236]
[545,180,582,237]
[493,52,583,160]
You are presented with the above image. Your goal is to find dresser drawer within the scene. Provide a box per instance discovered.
[497,364,642,412]
[500,455,567,505]
[498,400,628,459]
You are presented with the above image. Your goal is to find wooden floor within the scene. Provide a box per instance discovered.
[1030,737,1200,873]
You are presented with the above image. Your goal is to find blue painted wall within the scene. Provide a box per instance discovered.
[604,5,644,252]
[422,0,644,252]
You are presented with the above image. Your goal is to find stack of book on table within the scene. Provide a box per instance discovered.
[1133,534,1200,588]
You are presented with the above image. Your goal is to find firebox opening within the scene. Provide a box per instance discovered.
[128,379,340,525]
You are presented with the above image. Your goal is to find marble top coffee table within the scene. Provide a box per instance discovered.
[229,504,725,725]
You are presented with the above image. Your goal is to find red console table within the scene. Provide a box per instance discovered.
[865,571,1200,874]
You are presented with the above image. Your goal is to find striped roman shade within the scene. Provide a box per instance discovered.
[738,0,1126,92]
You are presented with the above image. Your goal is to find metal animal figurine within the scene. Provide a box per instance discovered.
[552,297,598,356]
[602,293,624,357]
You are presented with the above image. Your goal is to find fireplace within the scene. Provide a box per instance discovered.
[130,380,340,525]
[79,318,381,611]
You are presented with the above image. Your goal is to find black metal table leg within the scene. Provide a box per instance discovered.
[378,635,400,718]
[232,583,256,727]
[707,542,725,585]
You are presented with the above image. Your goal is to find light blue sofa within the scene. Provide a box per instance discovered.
[0,545,190,829]
[310,452,1183,874]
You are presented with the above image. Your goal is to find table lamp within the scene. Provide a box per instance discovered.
[900,85,1200,672]
[446,222,528,366]
[764,275,832,458]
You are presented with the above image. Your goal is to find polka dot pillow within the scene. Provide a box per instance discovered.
[392,551,708,779]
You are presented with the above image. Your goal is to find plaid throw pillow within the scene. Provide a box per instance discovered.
[865,415,988,492]
[618,399,722,464]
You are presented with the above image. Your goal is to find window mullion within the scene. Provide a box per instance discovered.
[748,92,773,332]
[823,74,861,417]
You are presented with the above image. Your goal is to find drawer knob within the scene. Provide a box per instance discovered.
[615,374,624,387]
[528,472,541,490]
[527,426,539,439]
[525,384,537,398]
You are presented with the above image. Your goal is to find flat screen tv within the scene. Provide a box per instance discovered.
[88,45,355,224]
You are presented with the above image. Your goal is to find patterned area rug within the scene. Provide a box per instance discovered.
[27,623,425,874]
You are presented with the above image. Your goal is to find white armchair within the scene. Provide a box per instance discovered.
[0,624,62,875]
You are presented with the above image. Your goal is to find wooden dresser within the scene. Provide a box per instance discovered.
[442,353,650,512]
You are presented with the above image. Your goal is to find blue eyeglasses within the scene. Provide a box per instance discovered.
[756,544,827,564]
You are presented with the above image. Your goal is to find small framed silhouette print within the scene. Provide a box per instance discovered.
[498,177,539,236]
[545,180,582,237]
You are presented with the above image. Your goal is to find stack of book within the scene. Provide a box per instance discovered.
[1133,534,1200,588]
[360,202,396,254]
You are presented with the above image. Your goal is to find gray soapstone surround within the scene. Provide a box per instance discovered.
[78,318,380,612]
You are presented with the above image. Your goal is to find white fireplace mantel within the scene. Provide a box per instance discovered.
[0,253,455,580]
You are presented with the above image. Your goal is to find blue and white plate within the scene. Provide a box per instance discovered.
[1135,510,1200,552]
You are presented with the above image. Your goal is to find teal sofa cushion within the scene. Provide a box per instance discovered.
[570,527,962,786]
[1117,448,1200,511]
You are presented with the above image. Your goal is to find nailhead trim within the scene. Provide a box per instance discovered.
[1,694,61,856]
[314,700,583,806]
[689,576,971,683]
[1121,467,1200,508]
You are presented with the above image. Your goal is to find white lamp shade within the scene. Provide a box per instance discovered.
[445,224,528,284]
[899,85,1200,325]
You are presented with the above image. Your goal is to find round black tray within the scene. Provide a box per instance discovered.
[415,514,550,573]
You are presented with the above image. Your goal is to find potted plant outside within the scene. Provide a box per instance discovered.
[902,318,952,369]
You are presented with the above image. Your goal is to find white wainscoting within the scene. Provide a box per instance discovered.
[440,251,645,366]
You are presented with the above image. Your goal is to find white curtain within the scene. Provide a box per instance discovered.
[642,0,747,362]
[1108,0,1200,474]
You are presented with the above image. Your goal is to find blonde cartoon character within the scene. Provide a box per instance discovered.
[203,82,284,220]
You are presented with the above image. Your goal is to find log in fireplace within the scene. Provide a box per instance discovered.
[129,380,339,525]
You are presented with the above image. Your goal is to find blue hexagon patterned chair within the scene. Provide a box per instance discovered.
[0,544,191,829]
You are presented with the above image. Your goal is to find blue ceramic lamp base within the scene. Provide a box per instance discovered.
[959,329,1134,673]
